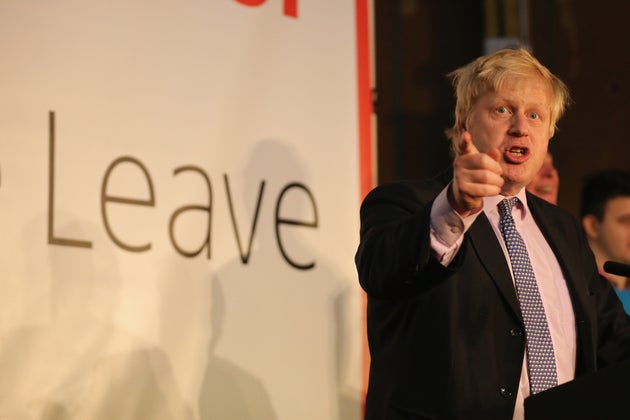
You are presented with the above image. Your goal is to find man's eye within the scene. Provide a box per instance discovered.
[497,106,508,114]
[529,112,540,119]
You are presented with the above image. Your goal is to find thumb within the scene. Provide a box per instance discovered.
[487,147,501,162]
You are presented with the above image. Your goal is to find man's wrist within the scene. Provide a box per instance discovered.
[447,184,482,217]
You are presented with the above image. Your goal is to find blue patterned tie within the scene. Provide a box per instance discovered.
[498,197,558,394]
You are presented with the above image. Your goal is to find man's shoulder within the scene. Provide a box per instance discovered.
[527,191,575,217]
[365,169,451,204]
[527,191,581,230]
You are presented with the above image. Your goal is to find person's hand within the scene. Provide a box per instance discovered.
[450,132,504,215]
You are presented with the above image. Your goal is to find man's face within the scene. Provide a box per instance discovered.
[526,152,559,204]
[465,76,553,196]
[593,196,630,265]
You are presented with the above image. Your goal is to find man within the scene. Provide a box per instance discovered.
[580,170,630,313]
[355,48,630,420]
[526,152,559,204]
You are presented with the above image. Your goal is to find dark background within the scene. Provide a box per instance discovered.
[374,0,630,219]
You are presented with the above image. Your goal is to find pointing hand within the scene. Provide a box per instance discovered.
[450,132,504,215]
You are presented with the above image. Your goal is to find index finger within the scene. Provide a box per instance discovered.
[457,131,479,156]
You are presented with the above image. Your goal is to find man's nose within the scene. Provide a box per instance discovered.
[509,114,529,137]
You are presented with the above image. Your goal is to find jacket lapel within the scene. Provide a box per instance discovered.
[468,212,522,319]
[527,193,596,370]
[527,196,583,291]
[526,195,592,312]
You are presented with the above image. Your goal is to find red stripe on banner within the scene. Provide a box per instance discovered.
[356,0,373,200]
[355,0,372,415]
[283,0,297,17]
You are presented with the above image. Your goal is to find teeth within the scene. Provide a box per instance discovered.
[510,148,525,156]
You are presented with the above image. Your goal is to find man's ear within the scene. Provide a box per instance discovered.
[582,215,600,240]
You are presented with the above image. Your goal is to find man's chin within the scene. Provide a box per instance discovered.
[501,177,529,196]
[503,169,535,190]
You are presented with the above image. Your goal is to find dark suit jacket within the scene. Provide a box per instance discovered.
[355,173,630,420]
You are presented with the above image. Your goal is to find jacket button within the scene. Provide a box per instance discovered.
[510,327,522,336]
[499,387,513,398]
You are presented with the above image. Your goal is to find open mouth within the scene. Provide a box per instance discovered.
[504,147,529,163]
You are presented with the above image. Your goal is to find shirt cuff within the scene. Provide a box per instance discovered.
[430,184,483,264]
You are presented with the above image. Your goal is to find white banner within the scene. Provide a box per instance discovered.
[0,1,367,418]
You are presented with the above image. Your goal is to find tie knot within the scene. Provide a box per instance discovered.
[498,197,520,218]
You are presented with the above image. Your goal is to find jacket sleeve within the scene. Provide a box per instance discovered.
[355,180,461,300]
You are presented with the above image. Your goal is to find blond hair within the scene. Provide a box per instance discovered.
[445,48,570,148]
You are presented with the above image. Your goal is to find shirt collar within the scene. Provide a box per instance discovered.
[482,188,530,221]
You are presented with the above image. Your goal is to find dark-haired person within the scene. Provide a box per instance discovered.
[581,169,630,313]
